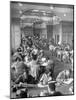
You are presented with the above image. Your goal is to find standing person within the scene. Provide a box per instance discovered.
[27,53,39,81]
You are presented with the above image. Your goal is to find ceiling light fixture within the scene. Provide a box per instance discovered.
[18,3,23,6]
[64,14,66,16]
[32,10,39,12]
[50,6,54,10]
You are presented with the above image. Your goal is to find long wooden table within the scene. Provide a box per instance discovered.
[11,81,73,98]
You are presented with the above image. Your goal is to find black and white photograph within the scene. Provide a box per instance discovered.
[10,1,74,99]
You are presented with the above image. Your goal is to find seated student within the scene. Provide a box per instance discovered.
[48,82,63,96]
[40,82,62,96]
[12,71,28,92]
[39,70,52,86]
[15,71,36,85]
[11,57,24,81]
[45,59,55,78]
[15,71,28,84]
[11,59,29,80]
[12,70,36,93]
[56,69,73,86]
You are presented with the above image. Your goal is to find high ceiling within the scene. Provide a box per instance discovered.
[10,2,74,22]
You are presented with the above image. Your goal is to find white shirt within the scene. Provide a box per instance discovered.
[28,60,39,78]
[40,73,52,85]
